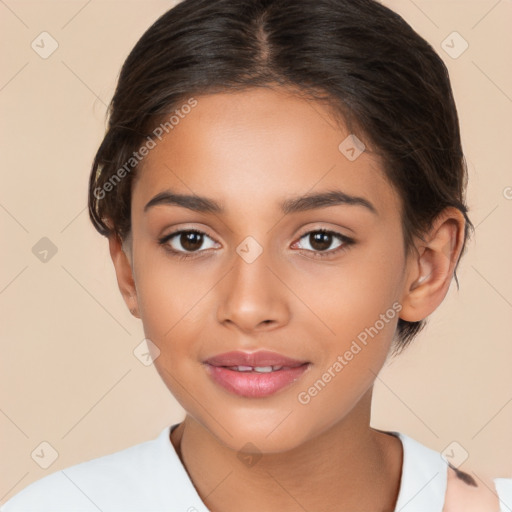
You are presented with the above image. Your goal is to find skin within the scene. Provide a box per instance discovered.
[109,86,467,511]
[444,466,501,511]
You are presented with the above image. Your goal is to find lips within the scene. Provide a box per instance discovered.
[204,350,308,368]
[203,350,311,398]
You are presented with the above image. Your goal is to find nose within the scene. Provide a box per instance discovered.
[216,244,291,334]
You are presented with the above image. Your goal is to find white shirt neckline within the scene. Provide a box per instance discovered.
[4,422,485,512]
[163,423,448,512]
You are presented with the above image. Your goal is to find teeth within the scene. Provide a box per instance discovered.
[230,365,253,372]
[227,365,286,372]
[253,366,273,373]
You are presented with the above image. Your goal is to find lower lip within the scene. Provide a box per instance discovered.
[204,363,310,398]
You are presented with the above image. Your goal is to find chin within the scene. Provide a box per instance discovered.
[199,407,315,455]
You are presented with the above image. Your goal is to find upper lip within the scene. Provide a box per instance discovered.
[204,350,308,368]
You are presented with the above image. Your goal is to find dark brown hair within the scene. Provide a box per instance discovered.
[88,0,474,354]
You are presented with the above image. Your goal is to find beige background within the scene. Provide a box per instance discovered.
[1,0,511,503]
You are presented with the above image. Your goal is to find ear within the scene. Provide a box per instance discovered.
[399,207,466,322]
[108,234,140,318]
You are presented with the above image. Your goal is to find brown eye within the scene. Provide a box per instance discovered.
[309,231,334,251]
[180,231,204,252]
[293,229,355,259]
[297,230,344,252]
[159,229,218,256]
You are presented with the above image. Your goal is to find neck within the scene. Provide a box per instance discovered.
[170,389,403,512]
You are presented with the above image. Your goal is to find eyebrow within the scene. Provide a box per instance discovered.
[144,189,378,216]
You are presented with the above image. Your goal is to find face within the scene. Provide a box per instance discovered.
[123,87,412,452]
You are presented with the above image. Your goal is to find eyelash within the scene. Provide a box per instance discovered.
[158,228,355,261]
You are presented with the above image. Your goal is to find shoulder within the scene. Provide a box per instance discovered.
[442,464,512,512]
[387,430,512,512]
[1,429,175,512]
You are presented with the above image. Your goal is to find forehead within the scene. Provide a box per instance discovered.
[132,87,400,219]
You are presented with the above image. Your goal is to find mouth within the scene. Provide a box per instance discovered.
[203,350,311,398]
[220,364,302,373]
[203,350,308,368]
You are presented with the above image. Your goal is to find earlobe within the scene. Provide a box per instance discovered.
[399,208,465,322]
[108,234,140,319]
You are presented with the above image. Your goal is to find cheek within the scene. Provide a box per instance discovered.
[132,247,221,399]
[293,302,398,443]
[293,232,404,345]
[133,244,211,338]
[293,233,403,404]
[133,255,209,402]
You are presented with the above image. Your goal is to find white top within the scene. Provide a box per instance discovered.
[1,424,511,512]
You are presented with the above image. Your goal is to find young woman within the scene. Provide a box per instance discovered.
[3,0,511,510]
